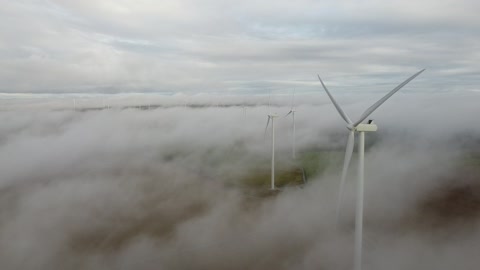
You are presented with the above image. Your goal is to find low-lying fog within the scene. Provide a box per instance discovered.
[1,93,479,270]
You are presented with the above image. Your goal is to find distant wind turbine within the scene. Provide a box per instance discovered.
[285,89,296,159]
[264,93,278,190]
[318,69,425,270]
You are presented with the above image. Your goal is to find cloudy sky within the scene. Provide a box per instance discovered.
[1,0,479,94]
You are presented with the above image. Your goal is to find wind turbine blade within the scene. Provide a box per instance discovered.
[353,69,425,126]
[284,111,293,117]
[264,116,271,138]
[336,130,355,224]
[317,75,353,124]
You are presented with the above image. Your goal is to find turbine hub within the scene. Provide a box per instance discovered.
[346,123,354,130]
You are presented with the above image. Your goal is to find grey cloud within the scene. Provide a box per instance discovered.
[0,0,479,94]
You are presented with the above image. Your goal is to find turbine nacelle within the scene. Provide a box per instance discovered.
[355,123,378,132]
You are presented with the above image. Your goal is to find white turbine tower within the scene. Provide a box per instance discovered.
[318,69,425,270]
[264,94,278,190]
[285,90,296,159]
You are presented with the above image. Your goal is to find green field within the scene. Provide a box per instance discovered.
[239,150,344,191]
[462,153,480,167]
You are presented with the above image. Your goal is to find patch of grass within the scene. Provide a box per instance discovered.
[239,150,344,192]
[462,154,480,167]
[241,166,304,189]
[297,150,343,180]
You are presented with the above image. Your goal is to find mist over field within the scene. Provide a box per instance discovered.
[1,93,479,270]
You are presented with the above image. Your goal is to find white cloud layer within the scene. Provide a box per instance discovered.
[0,94,480,269]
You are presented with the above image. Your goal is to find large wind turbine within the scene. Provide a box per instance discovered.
[285,90,296,159]
[264,93,278,190]
[318,69,425,270]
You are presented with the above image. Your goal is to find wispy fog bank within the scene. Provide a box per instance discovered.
[0,93,479,269]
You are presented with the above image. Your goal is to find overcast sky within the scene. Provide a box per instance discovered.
[1,0,479,94]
